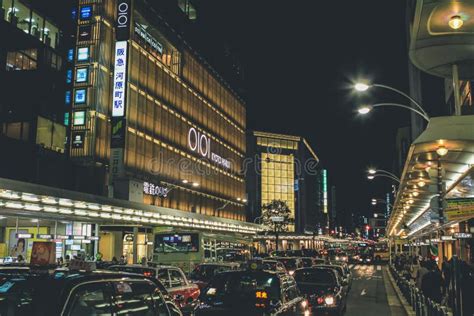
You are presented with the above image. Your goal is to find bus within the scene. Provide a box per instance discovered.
[373,241,390,263]
[152,231,252,273]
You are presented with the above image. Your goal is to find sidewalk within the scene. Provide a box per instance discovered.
[383,266,413,316]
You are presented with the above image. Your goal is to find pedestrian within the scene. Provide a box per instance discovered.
[421,260,443,303]
[416,260,429,289]
[112,256,119,264]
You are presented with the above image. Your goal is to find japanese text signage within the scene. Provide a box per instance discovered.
[187,127,231,169]
[112,41,128,117]
[143,182,169,197]
[445,198,474,221]
[116,0,131,41]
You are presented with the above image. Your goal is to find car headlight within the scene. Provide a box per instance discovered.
[289,270,295,276]
[324,296,335,305]
[335,256,339,260]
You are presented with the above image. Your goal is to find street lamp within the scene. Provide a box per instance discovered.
[357,103,430,122]
[353,82,428,119]
[449,15,463,30]
[366,168,401,183]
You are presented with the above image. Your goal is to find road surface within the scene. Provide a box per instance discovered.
[345,264,407,316]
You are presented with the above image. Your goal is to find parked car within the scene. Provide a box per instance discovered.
[294,267,348,315]
[315,264,352,290]
[188,262,239,290]
[0,269,182,315]
[273,257,304,275]
[194,265,310,315]
[109,264,200,310]
[262,259,288,275]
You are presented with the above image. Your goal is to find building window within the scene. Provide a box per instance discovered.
[261,152,295,231]
[74,89,87,104]
[77,47,89,62]
[5,49,37,71]
[73,111,86,126]
[75,67,88,83]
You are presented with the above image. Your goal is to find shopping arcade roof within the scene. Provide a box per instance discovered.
[388,115,474,239]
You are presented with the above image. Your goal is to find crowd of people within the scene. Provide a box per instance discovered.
[394,254,474,315]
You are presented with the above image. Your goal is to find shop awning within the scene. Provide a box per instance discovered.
[0,178,263,236]
[388,115,474,239]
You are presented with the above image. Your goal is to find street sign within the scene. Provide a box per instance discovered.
[270,216,284,222]
[453,232,472,239]
[445,198,474,221]
[441,235,455,241]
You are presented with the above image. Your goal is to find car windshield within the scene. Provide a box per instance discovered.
[0,273,59,315]
[294,269,336,293]
[262,261,277,270]
[109,266,156,278]
[190,265,230,280]
[201,271,280,305]
[277,259,297,269]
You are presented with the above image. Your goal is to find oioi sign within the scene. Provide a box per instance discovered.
[187,127,231,169]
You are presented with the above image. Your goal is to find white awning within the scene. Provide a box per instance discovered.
[388,115,474,238]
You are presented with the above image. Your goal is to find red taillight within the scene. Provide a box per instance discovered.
[143,271,152,277]
[317,297,324,304]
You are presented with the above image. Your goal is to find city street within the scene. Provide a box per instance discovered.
[346,265,406,316]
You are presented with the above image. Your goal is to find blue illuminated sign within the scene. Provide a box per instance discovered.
[65,91,71,104]
[66,69,72,83]
[75,89,87,104]
[77,47,89,62]
[80,6,92,20]
[67,49,74,62]
[75,68,88,83]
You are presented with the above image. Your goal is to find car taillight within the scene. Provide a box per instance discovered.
[143,271,152,277]
[317,297,324,304]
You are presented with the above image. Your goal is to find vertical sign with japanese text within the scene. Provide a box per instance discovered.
[112,41,128,117]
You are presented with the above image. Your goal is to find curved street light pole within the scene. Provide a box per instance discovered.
[371,84,429,118]
[371,103,430,123]
[368,173,401,184]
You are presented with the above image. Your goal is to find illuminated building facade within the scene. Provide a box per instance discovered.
[246,131,322,233]
[67,0,246,220]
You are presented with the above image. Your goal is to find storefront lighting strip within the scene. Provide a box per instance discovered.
[0,190,263,234]
[132,41,245,135]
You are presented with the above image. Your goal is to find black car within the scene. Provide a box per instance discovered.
[315,264,351,290]
[273,257,304,276]
[294,267,347,316]
[194,268,309,315]
[0,269,182,315]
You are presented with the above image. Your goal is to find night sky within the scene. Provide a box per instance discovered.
[191,0,445,222]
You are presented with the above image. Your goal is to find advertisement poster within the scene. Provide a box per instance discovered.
[30,242,56,266]
[8,230,28,259]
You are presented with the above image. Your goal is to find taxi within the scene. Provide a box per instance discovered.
[194,262,310,315]
[109,264,200,311]
[188,262,240,290]
[294,267,347,316]
[0,266,182,315]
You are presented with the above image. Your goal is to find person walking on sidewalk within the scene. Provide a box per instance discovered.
[421,261,443,303]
